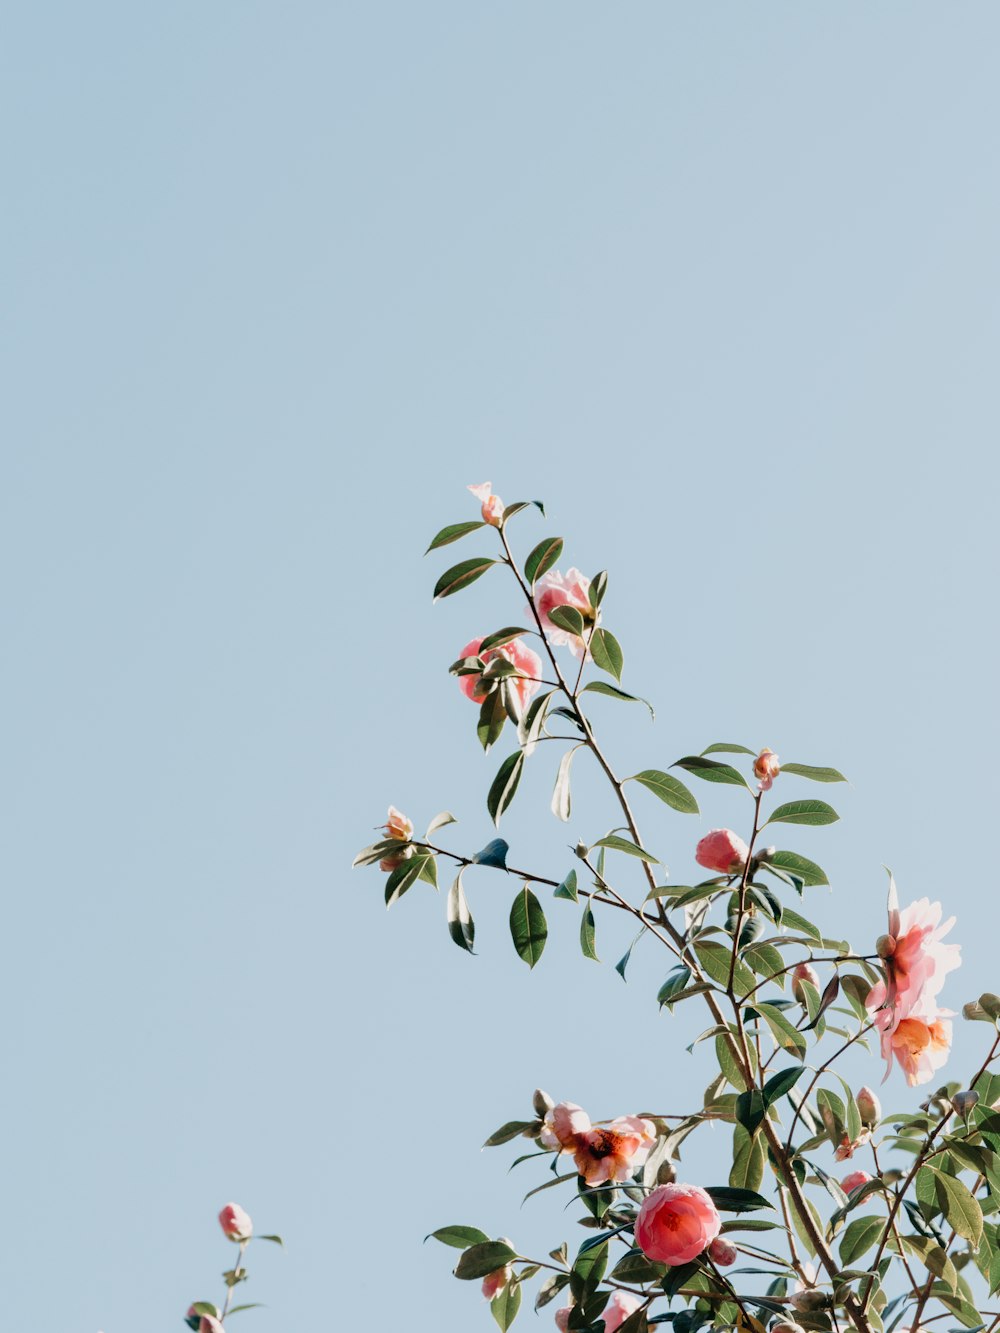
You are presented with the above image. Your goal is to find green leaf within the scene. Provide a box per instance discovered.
[426,520,486,552]
[426,810,457,837]
[765,850,829,887]
[694,938,755,993]
[551,745,582,822]
[754,1002,808,1058]
[780,763,847,783]
[592,834,659,863]
[548,605,586,637]
[839,1215,883,1266]
[590,628,624,682]
[477,690,507,751]
[447,873,475,953]
[735,1089,766,1136]
[766,799,839,827]
[554,869,578,902]
[455,1241,519,1280]
[525,537,563,585]
[580,903,599,961]
[780,905,823,942]
[629,770,699,814]
[428,1225,492,1249]
[581,680,655,718]
[927,1166,984,1245]
[491,1281,522,1331]
[385,854,434,907]
[702,743,755,756]
[588,571,608,609]
[658,966,692,1009]
[433,556,497,600]
[615,927,644,981]
[730,1129,766,1191]
[480,626,533,652]
[510,887,547,968]
[483,1120,537,1147]
[570,1240,609,1298]
[762,1066,805,1106]
[488,752,525,826]
[673,755,751,789]
[190,1305,222,1318]
[704,1186,773,1213]
[473,837,509,869]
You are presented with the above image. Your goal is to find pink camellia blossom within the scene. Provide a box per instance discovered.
[867,898,960,1023]
[753,748,781,791]
[468,482,504,526]
[554,1306,573,1333]
[708,1237,738,1267]
[218,1202,253,1242]
[695,829,750,876]
[841,1170,872,1195]
[834,1130,871,1161]
[482,1264,513,1302]
[571,1116,656,1187]
[883,1010,953,1087]
[791,962,820,1002]
[532,568,593,658]
[635,1182,722,1266]
[540,1101,592,1153]
[383,806,413,841]
[601,1290,643,1332]
[456,636,543,714]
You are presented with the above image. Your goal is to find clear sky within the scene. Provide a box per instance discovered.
[3,4,999,1330]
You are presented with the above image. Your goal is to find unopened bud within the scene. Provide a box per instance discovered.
[790,1289,829,1313]
[772,1324,806,1333]
[876,934,896,959]
[708,1237,738,1267]
[574,842,589,860]
[856,1086,881,1128]
[951,1090,980,1118]
[533,1088,554,1116]
[965,1001,991,1022]
[792,962,820,1003]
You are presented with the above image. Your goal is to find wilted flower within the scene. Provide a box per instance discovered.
[841,1170,872,1195]
[695,829,750,876]
[383,806,413,841]
[856,1086,881,1127]
[456,636,543,714]
[708,1237,738,1267]
[532,569,593,657]
[468,481,504,526]
[753,748,780,791]
[218,1201,253,1242]
[635,1183,721,1266]
[791,962,821,1003]
[571,1116,656,1187]
[539,1102,591,1153]
[601,1290,643,1332]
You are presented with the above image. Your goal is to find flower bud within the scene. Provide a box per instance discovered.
[533,1088,554,1116]
[753,748,781,792]
[695,829,750,876]
[383,806,414,842]
[200,1319,224,1333]
[790,1289,829,1313]
[218,1201,253,1242]
[841,1170,871,1195]
[791,962,820,1003]
[772,1323,807,1333]
[468,482,504,526]
[856,1086,881,1128]
[708,1237,738,1267]
[951,1090,980,1118]
[876,934,896,959]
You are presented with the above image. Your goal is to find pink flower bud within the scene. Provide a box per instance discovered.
[856,1086,881,1127]
[791,1290,828,1314]
[876,933,896,958]
[200,1319,224,1333]
[468,482,504,526]
[708,1237,738,1267]
[218,1201,253,1242]
[791,962,820,1002]
[695,829,750,876]
[383,806,413,841]
[753,748,781,792]
[841,1170,872,1195]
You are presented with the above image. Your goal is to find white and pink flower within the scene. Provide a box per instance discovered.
[753,748,780,791]
[601,1290,643,1332]
[456,636,543,714]
[468,482,504,526]
[532,568,593,658]
[539,1101,591,1153]
[482,1263,513,1302]
[571,1116,656,1187]
[218,1202,253,1242]
[635,1183,721,1266]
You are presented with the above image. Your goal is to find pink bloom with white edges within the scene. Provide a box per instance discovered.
[383,806,413,841]
[468,482,504,526]
[841,1170,872,1194]
[571,1116,656,1187]
[635,1183,722,1266]
[601,1290,643,1332]
[532,568,593,658]
[834,1130,871,1160]
[695,829,750,876]
[709,1237,738,1267]
[456,636,543,714]
[482,1264,513,1301]
[883,1011,954,1087]
[753,748,781,791]
[866,898,960,1024]
[539,1101,591,1153]
[218,1201,253,1241]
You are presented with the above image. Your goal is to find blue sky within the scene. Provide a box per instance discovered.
[3,4,999,1329]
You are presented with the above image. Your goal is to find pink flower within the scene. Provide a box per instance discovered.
[383,806,413,841]
[555,1307,573,1333]
[533,568,593,658]
[868,898,960,1022]
[753,748,781,791]
[709,1236,738,1267]
[856,1086,881,1127]
[468,482,504,527]
[791,962,820,1002]
[200,1319,224,1333]
[601,1290,643,1332]
[456,636,543,714]
[482,1264,513,1301]
[695,829,750,876]
[185,1308,221,1333]
[883,1011,953,1087]
[834,1131,871,1160]
[379,844,414,874]
[571,1116,656,1187]
[841,1170,872,1195]
[635,1183,721,1266]
[218,1201,253,1242]
[540,1101,591,1153]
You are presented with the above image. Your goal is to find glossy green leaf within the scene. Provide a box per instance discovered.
[762,1065,805,1106]
[766,799,839,827]
[615,927,644,981]
[483,1120,537,1147]
[480,626,533,652]
[629,769,699,814]
[730,1129,766,1191]
[548,605,586,637]
[426,520,486,552]
[447,873,475,953]
[426,810,457,837]
[592,834,659,863]
[581,680,655,718]
[673,755,751,789]
[588,571,608,609]
[927,1166,984,1245]
[765,850,829,887]
[488,751,525,826]
[704,1186,773,1213]
[510,887,547,968]
[551,745,582,822]
[702,743,755,756]
[473,837,509,869]
[590,628,623,682]
[491,1281,522,1331]
[580,903,599,961]
[433,556,497,600]
[839,1215,883,1266]
[780,763,847,783]
[524,537,563,585]
[455,1241,519,1280]
[477,690,506,751]
[385,854,434,907]
[754,1002,808,1057]
[429,1225,492,1249]
[554,869,578,902]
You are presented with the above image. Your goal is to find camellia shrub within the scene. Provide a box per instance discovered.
[355,483,1000,1333]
